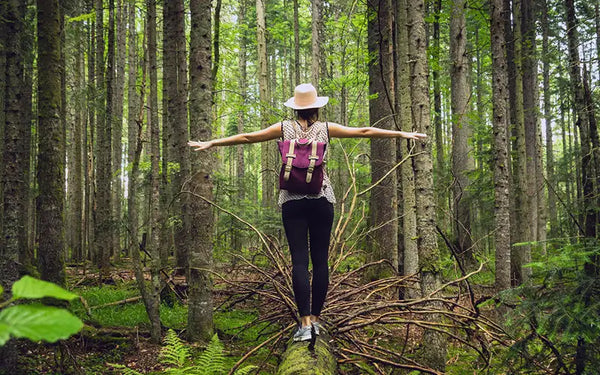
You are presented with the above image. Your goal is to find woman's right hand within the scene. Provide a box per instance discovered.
[187,140,213,151]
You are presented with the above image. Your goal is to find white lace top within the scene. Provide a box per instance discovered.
[277,120,336,207]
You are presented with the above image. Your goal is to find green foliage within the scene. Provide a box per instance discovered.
[111,329,257,375]
[159,329,191,368]
[71,284,187,329]
[500,241,600,373]
[0,276,83,346]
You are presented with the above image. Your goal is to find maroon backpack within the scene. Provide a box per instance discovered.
[277,138,327,194]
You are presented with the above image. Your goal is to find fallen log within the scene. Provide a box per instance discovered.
[276,327,337,375]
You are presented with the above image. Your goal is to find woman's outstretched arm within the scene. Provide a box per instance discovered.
[188,123,283,151]
[328,122,427,140]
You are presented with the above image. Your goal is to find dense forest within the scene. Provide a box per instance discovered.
[1,0,599,373]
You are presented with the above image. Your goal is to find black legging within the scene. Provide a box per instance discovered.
[282,197,334,317]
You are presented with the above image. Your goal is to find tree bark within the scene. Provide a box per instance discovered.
[112,0,127,260]
[257,0,274,207]
[37,0,65,286]
[127,0,138,259]
[541,0,556,238]
[94,0,112,273]
[407,0,446,369]
[450,0,474,267]
[187,0,215,343]
[432,0,445,231]
[367,0,398,277]
[293,0,300,86]
[276,330,337,375]
[164,0,189,271]
[395,0,418,298]
[508,0,530,285]
[0,0,29,369]
[490,0,511,291]
[521,0,543,244]
[146,0,163,343]
[311,0,322,90]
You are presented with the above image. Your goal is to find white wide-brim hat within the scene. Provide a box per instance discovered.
[284,83,329,110]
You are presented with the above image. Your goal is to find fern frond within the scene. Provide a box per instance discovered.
[234,365,259,375]
[159,329,191,367]
[106,363,145,375]
[196,333,225,375]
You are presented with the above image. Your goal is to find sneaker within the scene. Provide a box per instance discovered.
[293,325,313,342]
[312,321,322,336]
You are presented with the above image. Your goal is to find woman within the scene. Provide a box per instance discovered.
[188,83,426,341]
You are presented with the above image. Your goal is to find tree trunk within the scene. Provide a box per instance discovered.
[86,0,95,264]
[509,0,530,285]
[490,0,511,292]
[521,0,543,245]
[187,0,215,343]
[293,0,300,86]
[311,0,321,90]
[0,0,29,369]
[112,0,126,261]
[237,0,247,202]
[94,0,111,273]
[276,330,337,375]
[450,0,474,267]
[407,0,446,369]
[71,20,84,262]
[432,0,445,231]
[257,0,274,207]
[541,0,556,238]
[396,0,418,298]
[146,0,163,344]
[164,0,189,271]
[127,0,138,259]
[37,0,65,286]
[367,0,398,277]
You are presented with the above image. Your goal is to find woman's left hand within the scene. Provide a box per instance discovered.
[187,140,213,151]
[403,132,428,140]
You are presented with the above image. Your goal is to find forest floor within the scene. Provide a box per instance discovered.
[15,261,281,375]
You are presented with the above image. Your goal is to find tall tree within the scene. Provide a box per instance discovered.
[293,0,300,86]
[37,0,65,285]
[257,0,274,206]
[508,0,530,285]
[367,0,398,275]
[237,0,247,203]
[145,0,163,344]
[187,0,215,343]
[541,0,556,237]
[450,0,474,266]
[407,0,447,369]
[311,0,322,90]
[490,0,511,291]
[164,0,189,271]
[95,0,112,273]
[127,0,138,258]
[395,0,418,297]
[0,0,30,369]
[112,0,127,259]
[432,0,445,230]
[521,0,544,246]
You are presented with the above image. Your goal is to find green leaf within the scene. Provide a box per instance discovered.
[0,284,4,296]
[12,276,78,301]
[0,304,83,343]
[0,323,10,346]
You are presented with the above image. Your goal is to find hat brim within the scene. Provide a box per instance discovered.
[283,96,329,110]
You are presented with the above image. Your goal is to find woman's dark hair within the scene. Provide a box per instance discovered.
[296,108,319,125]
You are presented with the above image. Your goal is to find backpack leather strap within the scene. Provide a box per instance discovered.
[283,140,296,181]
[306,141,319,183]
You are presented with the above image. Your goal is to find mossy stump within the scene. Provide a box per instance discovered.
[276,328,337,375]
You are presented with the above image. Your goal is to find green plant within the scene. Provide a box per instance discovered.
[110,329,257,375]
[0,276,84,346]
